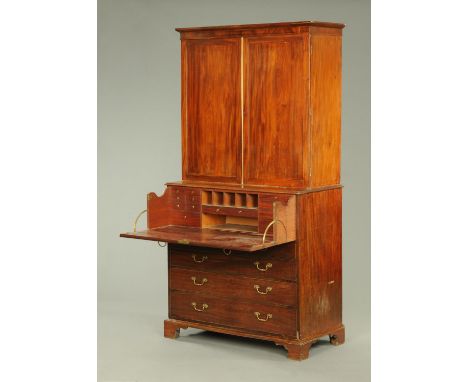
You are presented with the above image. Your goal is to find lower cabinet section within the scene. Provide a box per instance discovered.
[169,290,297,338]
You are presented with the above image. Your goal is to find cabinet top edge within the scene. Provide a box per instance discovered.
[165,181,343,195]
[175,20,345,33]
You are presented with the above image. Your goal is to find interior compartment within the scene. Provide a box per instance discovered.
[199,190,260,233]
[212,191,223,205]
[235,193,247,207]
[202,190,212,205]
[202,190,258,209]
[246,194,258,208]
[223,192,235,206]
[121,187,296,251]
[201,212,258,233]
[226,216,258,229]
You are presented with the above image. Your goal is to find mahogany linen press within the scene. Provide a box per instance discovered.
[121,21,345,360]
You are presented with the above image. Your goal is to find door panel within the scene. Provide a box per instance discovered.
[182,38,242,183]
[243,34,309,187]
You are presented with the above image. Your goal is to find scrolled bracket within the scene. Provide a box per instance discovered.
[261,219,287,244]
[133,209,147,233]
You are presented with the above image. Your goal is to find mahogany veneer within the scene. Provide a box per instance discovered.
[169,244,297,282]
[120,21,345,361]
[169,267,297,307]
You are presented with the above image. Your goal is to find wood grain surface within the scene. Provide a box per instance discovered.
[243,34,310,187]
[169,267,297,307]
[169,290,297,337]
[182,38,242,183]
[296,188,343,338]
[123,21,346,360]
[169,243,297,281]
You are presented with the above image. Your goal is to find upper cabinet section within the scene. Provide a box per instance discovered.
[177,21,344,189]
[182,38,242,183]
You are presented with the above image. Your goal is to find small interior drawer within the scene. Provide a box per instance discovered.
[202,205,258,218]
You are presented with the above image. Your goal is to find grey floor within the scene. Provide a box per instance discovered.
[98,300,370,382]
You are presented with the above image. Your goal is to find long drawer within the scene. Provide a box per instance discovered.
[169,290,297,337]
[169,267,297,307]
[169,243,296,281]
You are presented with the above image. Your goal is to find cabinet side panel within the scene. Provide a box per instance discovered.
[310,28,342,187]
[182,38,242,183]
[297,189,342,338]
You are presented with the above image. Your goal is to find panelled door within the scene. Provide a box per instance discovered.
[243,34,310,188]
[182,33,309,187]
[182,38,242,183]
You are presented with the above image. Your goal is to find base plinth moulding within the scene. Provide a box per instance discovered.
[164,319,345,361]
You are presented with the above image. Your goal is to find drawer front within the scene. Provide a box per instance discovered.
[170,267,296,307]
[202,205,258,218]
[171,187,186,210]
[170,210,201,227]
[185,188,201,212]
[169,243,296,281]
[170,187,201,212]
[168,187,201,226]
[185,189,201,206]
[169,290,296,337]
